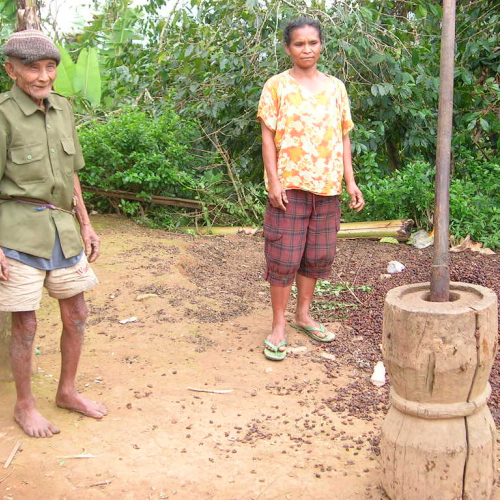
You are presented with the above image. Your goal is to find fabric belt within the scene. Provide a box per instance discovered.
[12,198,75,216]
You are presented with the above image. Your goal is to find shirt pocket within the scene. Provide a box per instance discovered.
[61,137,76,176]
[9,143,47,184]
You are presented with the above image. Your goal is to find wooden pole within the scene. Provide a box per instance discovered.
[429,0,456,302]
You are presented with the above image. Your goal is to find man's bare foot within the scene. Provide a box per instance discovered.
[56,391,108,419]
[14,404,60,438]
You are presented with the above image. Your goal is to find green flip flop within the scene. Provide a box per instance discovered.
[290,322,335,342]
[263,339,288,361]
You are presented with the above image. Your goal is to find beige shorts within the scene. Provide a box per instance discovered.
[0,254,98,312]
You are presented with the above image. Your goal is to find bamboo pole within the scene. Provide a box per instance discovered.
[180,219,413,239]
[429,0,456,302]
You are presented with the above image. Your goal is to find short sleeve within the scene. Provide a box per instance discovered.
[339,81,354,136]
[0,117,6,180]
[257,79,278,132]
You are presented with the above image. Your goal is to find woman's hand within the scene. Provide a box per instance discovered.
[346,181,365,212]
[268,181,288,211]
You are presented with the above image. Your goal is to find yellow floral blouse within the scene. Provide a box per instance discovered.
[258,70,354,196]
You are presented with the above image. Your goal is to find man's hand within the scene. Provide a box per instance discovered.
[80,224,100,263]
[268,181,288,211]
[0,248,9,281]
[346,181,365,212]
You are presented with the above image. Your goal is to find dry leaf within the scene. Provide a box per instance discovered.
[450,234,496,255]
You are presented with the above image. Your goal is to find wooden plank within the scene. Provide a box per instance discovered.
[3,440,21,469]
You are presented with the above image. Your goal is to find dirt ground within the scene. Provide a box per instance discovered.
[0,215,499,500]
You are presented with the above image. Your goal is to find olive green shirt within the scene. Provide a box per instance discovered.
[0,84,85,259]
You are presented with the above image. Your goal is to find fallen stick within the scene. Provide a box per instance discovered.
[187,387,234,394]
[3,440,21,469]
[82,187,203,209]
[57,449,96,459]
[0,468,14,483]
[90,479,113,487]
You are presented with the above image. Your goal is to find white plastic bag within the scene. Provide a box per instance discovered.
[371,361,386,387]
[387,261,405,274]
[408,229,434,249]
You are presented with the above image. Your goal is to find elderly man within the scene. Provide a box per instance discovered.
[0,30,107,437]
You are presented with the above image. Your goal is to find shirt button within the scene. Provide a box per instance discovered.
[53,194,59,199]
[50,148,56,153]
[27,155,32,160]
[47,124,51,129]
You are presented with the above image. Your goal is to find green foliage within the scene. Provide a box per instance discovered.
[78,104,208,198]
[0,1,15,39]
[54,45,102,109]
[54,44,76,95]
[73,48,102,107]
[344,155,500,250]
[292,280,373,320]
[347,160,436,229]
[448,155,500,250]
[0,0,16,92]
[78,103,265,226]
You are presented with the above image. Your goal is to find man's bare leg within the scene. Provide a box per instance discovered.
[55,293,107,418]
[11,311,60,437]
[266,284,292,351]
[294,273,329,338]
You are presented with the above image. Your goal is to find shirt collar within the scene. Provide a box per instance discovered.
[10,84,62,115]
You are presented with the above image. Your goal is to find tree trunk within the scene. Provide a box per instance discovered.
[16,0,41,31]
[386,135,402,172]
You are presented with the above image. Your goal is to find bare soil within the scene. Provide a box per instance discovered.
[0,215,499,500]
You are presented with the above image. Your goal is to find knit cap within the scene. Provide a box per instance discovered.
[3,29,60,65]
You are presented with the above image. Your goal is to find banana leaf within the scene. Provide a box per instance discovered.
[74,47,101,108]
[53,44,75,97]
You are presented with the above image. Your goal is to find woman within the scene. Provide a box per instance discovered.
[257,16,365,361]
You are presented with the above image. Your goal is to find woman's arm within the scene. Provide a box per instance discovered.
[342,133,364,212]
[261,122,288,211]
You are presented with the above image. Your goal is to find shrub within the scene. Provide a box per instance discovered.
[449,157,500,249]
[78,103,266,227]
[344,160,435,228]
[344,155,500,249]
[78,104,207,199]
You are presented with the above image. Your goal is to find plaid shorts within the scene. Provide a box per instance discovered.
[263,190,341,286]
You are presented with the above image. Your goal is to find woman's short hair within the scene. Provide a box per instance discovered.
[283,17,322,46]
